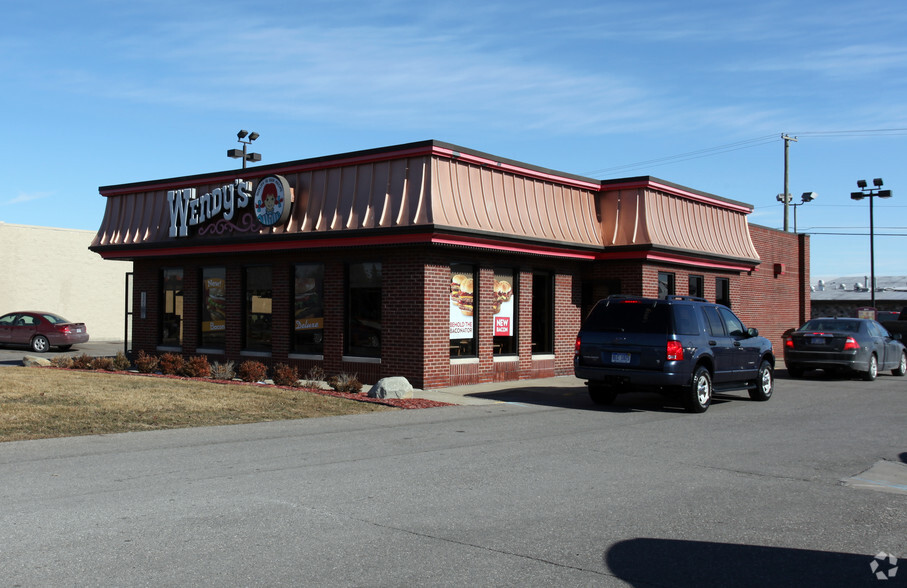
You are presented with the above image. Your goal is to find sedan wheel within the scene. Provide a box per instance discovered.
[748,360,774,401]
[893,350,907,377]
[862,353,878,382]
[30,335,50,353]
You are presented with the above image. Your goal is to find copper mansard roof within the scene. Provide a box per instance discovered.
[91,140,761,270]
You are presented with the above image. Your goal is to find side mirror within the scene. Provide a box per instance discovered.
[747,327,759,337]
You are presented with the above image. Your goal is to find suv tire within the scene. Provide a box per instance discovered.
[748,360,774,401]
[685,366,712,413]
[588,384,617,406]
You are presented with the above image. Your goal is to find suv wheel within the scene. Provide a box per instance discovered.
[748,360,774,401]
[686,366,712,413]
[588,384,617,406]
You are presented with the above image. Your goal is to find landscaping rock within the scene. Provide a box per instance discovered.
[368,376,413,399]
[23,355,52,367]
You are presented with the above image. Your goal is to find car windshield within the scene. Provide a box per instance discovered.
[583,300,671,334]
[801,319,860,333]
[41,313,70,324]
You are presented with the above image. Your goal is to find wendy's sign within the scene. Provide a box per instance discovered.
[167,175,292,238]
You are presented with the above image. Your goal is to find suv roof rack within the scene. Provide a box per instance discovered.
[666,295,708,302]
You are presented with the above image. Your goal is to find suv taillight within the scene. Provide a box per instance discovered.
[575,336,581,355]
[843,336,859,351]
[666,340,684,361]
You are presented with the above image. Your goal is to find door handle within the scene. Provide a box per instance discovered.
[734,341,742,347]
[708,341,717,345]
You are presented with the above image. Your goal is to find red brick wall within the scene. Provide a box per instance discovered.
[126,227,807,388]
[739,225,810,352]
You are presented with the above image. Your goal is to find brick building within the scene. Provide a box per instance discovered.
[90,140,809,388]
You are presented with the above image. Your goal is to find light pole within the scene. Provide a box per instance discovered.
[775,192,819,233]
[850,178,893,309]
[776,191,817,233]
[227,130,261,169]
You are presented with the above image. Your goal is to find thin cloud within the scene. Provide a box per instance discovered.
[4,192,50,206]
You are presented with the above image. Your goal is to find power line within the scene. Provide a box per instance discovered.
[582,135,778,176]
[584,128,907,177]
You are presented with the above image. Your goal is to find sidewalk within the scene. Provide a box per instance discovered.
[408,375,587,406]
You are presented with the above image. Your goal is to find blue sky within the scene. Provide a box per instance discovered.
[2,0,905,282]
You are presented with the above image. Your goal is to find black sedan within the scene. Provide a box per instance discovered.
[784,317,907,381]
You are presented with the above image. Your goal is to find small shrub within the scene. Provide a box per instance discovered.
[112,351,131,371]
[301,365,326,388]
[326,372,363,394]
[70,354,94,370]
[182,355,211,378]
[49,355,73,369]
[210,360,236,380]
[135,350,159,374]
[159,353,186,376]
[90,356,115,371]
[237,360,268,383]
[271,363,299,387]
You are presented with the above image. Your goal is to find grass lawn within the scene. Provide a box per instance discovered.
[0,365,396,442]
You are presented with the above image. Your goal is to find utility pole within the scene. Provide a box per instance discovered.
[782,134,798,231]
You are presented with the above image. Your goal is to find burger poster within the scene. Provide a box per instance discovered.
[449,271,474,339]
[492,275,514,337]
[202,276,226,333]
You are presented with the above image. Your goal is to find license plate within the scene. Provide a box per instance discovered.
[810,337,825,345]
[611,352,631,364]
[75,328,82,333]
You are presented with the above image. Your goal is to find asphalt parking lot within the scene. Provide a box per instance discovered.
[2,365,905,586]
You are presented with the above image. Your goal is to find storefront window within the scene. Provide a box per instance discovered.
[658,272,675,299]
[493,269,517,355]
[161,268,183,347]
[716,277,731,308]
[244,266,272,352]
[293,264,325,355]
[689,275,704,298]
[532,273,553,354]
[449,265,476,357]
[200,267,226,349]
[347,262,381,357]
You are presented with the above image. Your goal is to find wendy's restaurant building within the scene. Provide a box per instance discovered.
[90,140,810,389]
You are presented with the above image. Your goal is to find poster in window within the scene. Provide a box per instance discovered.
[449,270,474,340]
[492,272,514,336]
[294,265,324,331]
[202,276,226,333]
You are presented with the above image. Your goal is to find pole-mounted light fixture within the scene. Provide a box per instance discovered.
[776,191,817,233]
[850,178,894,309]
[227,130,261,169]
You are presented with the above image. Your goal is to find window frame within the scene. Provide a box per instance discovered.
[160,267,184,348]
[243,265,273,353]
[345,262,382,358]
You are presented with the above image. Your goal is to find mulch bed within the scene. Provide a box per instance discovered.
[42,366,454,409]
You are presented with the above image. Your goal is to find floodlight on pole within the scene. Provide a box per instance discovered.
[850,178,894,309]
[227,130,261,169]
[776,191,816,233]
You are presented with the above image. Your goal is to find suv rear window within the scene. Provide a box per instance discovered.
[673,305,700,336]
[583,301,671,334]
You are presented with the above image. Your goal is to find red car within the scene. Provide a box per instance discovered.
[0,311,90,352]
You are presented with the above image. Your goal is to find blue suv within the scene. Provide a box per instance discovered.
[574,295,775,412]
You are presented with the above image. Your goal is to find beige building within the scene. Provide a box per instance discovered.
[0,222,132,341]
